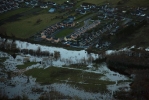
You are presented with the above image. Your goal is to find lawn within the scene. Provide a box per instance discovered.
[16,62,37,69]
[74,12,92,21]
[75,21,84,28]
[55,28,74,38]
[24,66,115,92]
[1,8,61,39]
[0,8,31,21]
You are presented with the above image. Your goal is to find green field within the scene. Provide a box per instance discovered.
[0,8,62,39]
[16,62,37,69]
[25,66,115,92]
[55,28,74,38]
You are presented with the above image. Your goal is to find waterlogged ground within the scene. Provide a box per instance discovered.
[0,50,131,99]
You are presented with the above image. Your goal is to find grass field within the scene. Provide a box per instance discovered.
[16,62,37,69]
[25,66,115,92]
[0,8,31,21]
[0,8,62,39]
[55,28,74,38]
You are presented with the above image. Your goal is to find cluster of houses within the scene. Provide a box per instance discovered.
[0,0,20,13]
[39,16,75,43]
[70,20,100,39]
[75,2,96,14]
[2,0,149,49]
[73,20,115,47]
[131,7,148,17]
[37,2,149,48]
[25,0,76,11]
[64,4,149,48]
[48,1,76,13]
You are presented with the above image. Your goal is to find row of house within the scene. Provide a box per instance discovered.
[62,20,101,47]
[0,0,19,13]
[39,16,75,43]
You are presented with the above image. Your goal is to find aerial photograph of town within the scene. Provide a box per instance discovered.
[0,0,149,99]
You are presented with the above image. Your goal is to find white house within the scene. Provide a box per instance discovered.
[40,4,48,8]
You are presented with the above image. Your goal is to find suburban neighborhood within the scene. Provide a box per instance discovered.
[0,0,149,50]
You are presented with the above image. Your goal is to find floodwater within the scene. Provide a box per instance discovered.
[0,38,131,99]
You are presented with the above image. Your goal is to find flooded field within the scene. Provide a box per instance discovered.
[0,38,131,99]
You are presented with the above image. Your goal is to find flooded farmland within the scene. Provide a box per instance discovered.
[0,38,131,99]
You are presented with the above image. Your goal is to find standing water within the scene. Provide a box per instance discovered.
[0,38,131,99]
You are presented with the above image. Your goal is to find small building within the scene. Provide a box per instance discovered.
[49,8,56,13]
[80,10,86,14]
[30,0,38,6]
[64,36,72,41]
[71,34,77,39]
[40,4,48,8]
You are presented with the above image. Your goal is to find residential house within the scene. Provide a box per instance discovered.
[62,16,75,27]
[54,38,60,43]
[80,9,86,14]
[46,37,53,41]
[71,34,77,39]
[30,0,38,6]
[47,1,53,5]
[64,36,73,41]
[40,4,48,8]
[49,7,56,13]
[81,2,96,9]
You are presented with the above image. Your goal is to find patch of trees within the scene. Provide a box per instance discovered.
[117,0,129,5]
[106,49,149,72]
[0,41,19,54]
[130,70,149,100]
[0,93,29,100]
[116,19,148,38]
[111,50,149,100]
[35,19,42,24]
[114,69,149,100]
[0,41,52,57]
[53,51,61,60]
